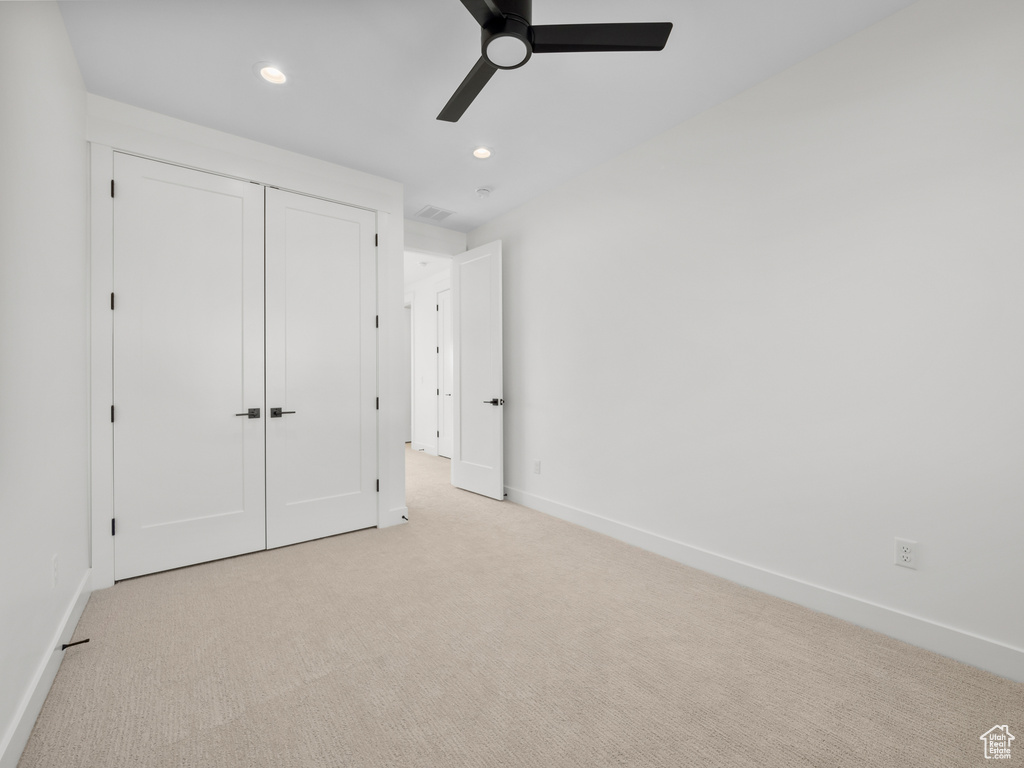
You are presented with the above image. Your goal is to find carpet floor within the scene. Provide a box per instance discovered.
[19,446,1022,767]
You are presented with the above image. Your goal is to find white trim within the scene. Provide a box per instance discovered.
[0,571,91,768]
[89,143,114,589]
[405,291,416,449]
[381,506,409,529]
[375,210,407,528]
[376,210,382,531]
[87,96,400,215]
[505,486,1024,683]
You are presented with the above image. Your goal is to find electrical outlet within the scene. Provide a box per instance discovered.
[534,460,541,475]
[52,554,59,588]
[894,538,918,570]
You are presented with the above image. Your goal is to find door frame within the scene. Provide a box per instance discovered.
[404,294,415,445]
[436,287,454,459]
[88,112,406,589]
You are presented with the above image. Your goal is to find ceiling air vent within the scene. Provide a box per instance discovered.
[415,204,455,223]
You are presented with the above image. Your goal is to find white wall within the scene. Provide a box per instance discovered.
[407,271,452,454]
[469,0,1024,680]
[405,219,466,256]
[0,4,91,765]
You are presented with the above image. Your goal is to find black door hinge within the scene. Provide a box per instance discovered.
[436,430,439,437]
[110,405,115,423]
[436,388,439,395]
[110,180,115,198]
[375,397,379,410]
[436,304,439,311]
[374,233,378,247]
[376,479,380,492]
[110,292,115,310]
[375,315,378,328]
[111,518,116,536]
[436,346,439,353]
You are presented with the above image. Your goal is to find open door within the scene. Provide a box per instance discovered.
[451,240,503,499]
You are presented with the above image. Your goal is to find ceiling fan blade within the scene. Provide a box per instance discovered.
[459,0,505,29]
[531,22,673,53]
[437,57,498,122]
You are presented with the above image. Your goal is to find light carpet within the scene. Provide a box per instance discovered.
[19,446,1022,767]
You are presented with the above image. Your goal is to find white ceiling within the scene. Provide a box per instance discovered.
[58,0,917,233]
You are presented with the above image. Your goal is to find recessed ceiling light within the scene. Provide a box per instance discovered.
[259,65,287,84]
[476,188,491,198]
[473,147,492,159]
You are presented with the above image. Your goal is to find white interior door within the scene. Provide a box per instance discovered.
[451,241,503,499]
[437,288,454,459]
[265,188,378,548]
[112,153,266,580]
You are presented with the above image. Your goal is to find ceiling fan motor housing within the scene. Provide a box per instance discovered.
[482,0,533,69]
[492,0,531,26]
[437,0,672,122]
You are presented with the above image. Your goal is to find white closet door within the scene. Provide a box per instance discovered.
[112,153,266,580]
[265,188,378,548]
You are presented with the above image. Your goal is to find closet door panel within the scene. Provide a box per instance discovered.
[265,189,377,548]
[112,153,266,580]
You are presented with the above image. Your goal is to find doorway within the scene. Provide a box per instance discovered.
[403,241,504,499]
[404,251,453,456]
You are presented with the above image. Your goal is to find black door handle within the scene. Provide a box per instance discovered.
[235,408,260,419]
[483,399,504,406]
[270,408,296,418]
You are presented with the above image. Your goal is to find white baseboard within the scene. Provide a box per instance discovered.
[506,487,1024,683]
[0,570,92,768]
[380,506,409,528]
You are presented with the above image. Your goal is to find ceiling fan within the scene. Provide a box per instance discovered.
[438,0,673,122]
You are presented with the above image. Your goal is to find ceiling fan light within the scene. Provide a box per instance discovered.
[485,35,531,68]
